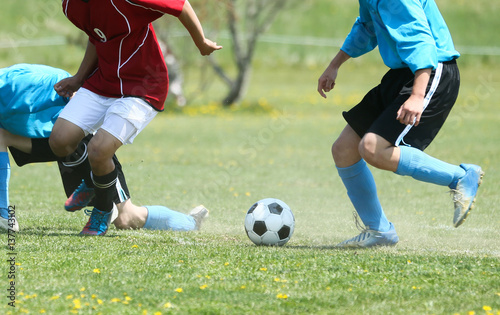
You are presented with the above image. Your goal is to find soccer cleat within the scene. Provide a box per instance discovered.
[189,205,209,230]
[65,180,95,212]
[80,204,117,236]
[450,164,484,228]
[0,215,19,232]
[336,222,399,248]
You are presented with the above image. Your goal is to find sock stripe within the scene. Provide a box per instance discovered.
[91,173,117,189]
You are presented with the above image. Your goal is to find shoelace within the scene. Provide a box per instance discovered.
[353,211,368,233]
[449,189,466,206]
[74,180,89,194]
[88,211,107,231]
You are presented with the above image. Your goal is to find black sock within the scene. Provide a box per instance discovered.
[91,167,118,212]
[60,137,93,189]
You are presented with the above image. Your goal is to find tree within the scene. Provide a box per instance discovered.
[210,0,293,106]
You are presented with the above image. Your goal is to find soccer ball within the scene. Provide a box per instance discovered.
[244,198,295,246]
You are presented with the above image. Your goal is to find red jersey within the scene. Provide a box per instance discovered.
[62,0,185,111]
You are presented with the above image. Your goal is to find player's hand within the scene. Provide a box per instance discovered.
[197,38,222,56]
[54,76,83,98]
[317,66,338,98]
[396,95,424,126]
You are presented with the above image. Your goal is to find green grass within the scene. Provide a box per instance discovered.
[2,0,500,314]
[3,62,500,314]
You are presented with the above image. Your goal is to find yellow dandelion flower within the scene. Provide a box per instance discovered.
[326,287,331,291]
[260,267,267,271]
[224,262,229,266]
[49,295,60,301]
[66,295,73,300]
[276,293,288,299]
[164,302,173,308]
[178,260,184,263]
[111,298,121,302]
[142,310,148,315]
[70,310,78,314]
[483,306,492,311]
[467,311,476,315]
[122,301,129,305]
[93,268,101,274]
[73,299,81,309]
[200,284,208,290]
[175,288,183,293]
[245,192,251,196]
[97,299,103,305]
[154,312,162,315]
[15,263,21,266]
[131,245,139,248]
[205,275,211,279]
[40,310,46,314]
[91,294,97,299]
[80,294,85,298]
[79,287,85,292]
[125,296,132,301]
[240,285,246,289]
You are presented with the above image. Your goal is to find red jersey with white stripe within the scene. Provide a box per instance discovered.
[62,0,185,111]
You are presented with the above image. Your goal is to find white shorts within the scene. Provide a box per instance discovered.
[58,88,158,145]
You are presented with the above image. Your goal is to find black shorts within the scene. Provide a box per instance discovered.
[342,60,460,151]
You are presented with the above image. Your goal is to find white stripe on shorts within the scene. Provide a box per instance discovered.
[395,62,444,147]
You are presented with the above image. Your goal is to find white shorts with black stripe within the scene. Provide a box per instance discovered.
[342,59,460,151]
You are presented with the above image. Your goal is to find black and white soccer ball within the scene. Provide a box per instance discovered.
[244,198,295,246]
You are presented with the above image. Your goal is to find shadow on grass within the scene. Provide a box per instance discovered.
[2,227,118,238]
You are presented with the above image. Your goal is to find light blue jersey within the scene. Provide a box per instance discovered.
[0,64,70,138]
[341,0,459,73]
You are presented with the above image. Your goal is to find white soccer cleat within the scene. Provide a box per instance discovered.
[189,205,209,230]
[0,215,19,232]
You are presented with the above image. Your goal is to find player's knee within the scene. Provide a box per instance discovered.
[49,132,78,157]
[332,139,356,164]
[359,135,382,167]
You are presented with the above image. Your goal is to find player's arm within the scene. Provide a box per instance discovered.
[177,0,222,55]
[54,40,98,98]
[396,68,431,126]
[317,50,351,98]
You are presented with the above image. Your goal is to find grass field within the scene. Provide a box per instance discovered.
[1,0,500,314]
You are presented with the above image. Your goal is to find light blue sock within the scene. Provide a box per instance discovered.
[143,205,196,231]
[396,146,466,188]
[0,152,10,220]
[337,159,391,232]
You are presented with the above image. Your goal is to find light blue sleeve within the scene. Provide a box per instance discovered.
[377,0,438,72]
[341,4,378,58]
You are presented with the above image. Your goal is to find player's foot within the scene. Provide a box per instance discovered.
[450,164,484,228]
[189,205,209,230]
[336,222,399,248]
[0,214,19,232]
[65,180,95,212]
[80,204,117,236]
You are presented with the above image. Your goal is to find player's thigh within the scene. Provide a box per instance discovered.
[101,97,157,145]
